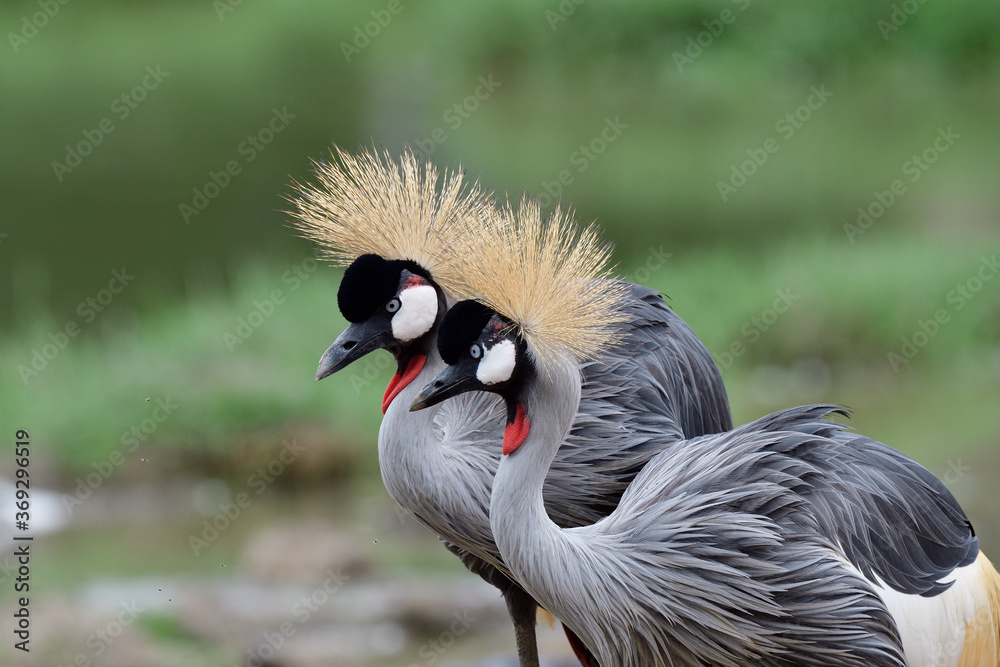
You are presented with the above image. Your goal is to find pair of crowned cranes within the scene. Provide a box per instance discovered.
[290,148,1000,667]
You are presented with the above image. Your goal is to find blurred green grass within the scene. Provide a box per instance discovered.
[4,230,997,480]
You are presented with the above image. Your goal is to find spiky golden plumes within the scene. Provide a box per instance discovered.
[452,198,629,372]
[288,146,489,295]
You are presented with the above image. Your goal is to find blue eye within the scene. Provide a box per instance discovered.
[470,344,482,359]
[386,297,400,313]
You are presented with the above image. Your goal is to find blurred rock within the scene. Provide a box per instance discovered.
[0,595,203,667]
[240,520,372,582]
[269,627,367,667]
[1,570,578,667]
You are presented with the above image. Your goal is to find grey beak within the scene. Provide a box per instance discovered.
[316,320,391,381]
[409,362,482,411]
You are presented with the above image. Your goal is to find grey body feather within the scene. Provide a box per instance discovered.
[491,361,918,666]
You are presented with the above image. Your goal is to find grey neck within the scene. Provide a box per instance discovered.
[379,328,506,569]
[489,356,582,573]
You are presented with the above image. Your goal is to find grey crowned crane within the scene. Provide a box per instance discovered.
[289,147,732,666]
[411,201,1000,666]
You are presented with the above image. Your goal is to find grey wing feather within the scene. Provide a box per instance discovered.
[584,287,974,599]
[563,423,909,665]
[740,404,979,596]
[599,378,978,599]
[540,282,734,528]
[619,283,732,436]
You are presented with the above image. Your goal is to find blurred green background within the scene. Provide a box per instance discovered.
[1,1,999,665]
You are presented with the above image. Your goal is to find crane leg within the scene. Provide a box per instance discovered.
[443,544,541,666]
[504,587,540,667]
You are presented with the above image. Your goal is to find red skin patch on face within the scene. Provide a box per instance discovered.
[404,275,426,288]
[502,403,530,455]
[382,354,428,414]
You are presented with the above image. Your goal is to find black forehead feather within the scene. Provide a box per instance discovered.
[338,254,434,323]
[438,300,499,365]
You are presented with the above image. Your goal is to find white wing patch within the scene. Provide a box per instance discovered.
[391,284,438,341]
[477,339,516,385]
[832,550,987,667]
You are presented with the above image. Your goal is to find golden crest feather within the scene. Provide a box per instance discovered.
[451,198,629,372]
[287,146,488,295]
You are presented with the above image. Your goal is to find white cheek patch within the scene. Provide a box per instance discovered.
[476,339,517,385]
[391,285,438,341]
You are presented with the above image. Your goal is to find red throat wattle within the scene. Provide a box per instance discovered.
[502,403,530,455]
[381,354,427,414]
